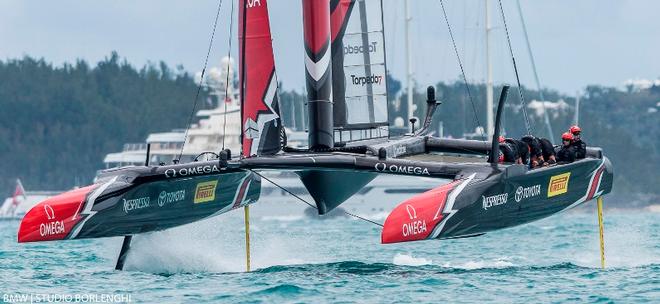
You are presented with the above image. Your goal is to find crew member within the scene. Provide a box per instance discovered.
[556,132,576,163]
[505,137,528,165]
[538,137,557,165]
[498,136,517,163]
[521,135,543,168]
[569,125,587,159]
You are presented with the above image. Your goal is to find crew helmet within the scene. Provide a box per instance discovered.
[569,125,581,134]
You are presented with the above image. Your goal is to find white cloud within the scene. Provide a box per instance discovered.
[527,99,570,119]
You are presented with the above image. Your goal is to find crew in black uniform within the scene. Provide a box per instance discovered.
[569,125,587,159]
[521,135,543,168]
[498,136,518,163]
[556,132,576,163]
[505,137,529,165]
[538,137,557,165]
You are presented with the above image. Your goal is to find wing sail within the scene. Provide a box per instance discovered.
[331,0,389,143]
[239,0,283,157]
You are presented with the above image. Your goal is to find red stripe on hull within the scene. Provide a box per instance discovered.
[587,166,604,201]
[232,177,251,209]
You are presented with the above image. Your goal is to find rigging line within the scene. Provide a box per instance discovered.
[177,0,225,161]
[497,0,533,135]
[248,169,384,228]
[515,0,553,141]
[439,0,486,141]
[222,0,236,151]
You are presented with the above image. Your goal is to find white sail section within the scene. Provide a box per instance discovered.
[331,0,388,143]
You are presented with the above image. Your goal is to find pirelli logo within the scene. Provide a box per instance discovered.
[194,181,217,204]
[547,173,571,197]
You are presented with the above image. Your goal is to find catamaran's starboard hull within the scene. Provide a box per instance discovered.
[382,157,613,243]
[18,169,260,242]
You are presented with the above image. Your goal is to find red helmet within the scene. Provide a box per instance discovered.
[498,135,505,143]
[562,132,573,141]
[570,125,581,134]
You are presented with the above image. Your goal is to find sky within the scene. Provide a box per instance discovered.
[0,0,658,95]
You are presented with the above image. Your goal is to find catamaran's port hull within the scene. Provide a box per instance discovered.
[18,169,260,242]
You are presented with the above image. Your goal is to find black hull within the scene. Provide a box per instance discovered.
[381,157,613,243]
[18,168,260,242]
[442,158,611,238]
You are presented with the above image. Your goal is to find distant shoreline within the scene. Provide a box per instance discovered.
[646,205,660,213]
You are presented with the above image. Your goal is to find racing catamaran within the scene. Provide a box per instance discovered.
[17,0,613,269]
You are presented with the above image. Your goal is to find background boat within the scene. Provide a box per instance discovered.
[0,180,64,220]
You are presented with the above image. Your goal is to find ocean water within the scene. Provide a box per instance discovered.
[1,204,659,303]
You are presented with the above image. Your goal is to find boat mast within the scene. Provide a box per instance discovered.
[485,0,494,138]
[302,0,333,149]
[405,0,414,126]
[574,91,580,125]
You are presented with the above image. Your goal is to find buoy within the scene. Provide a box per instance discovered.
[597,196,605,269]
[244,205,251,272]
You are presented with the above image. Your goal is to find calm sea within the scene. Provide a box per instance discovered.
[1,203,658,303]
